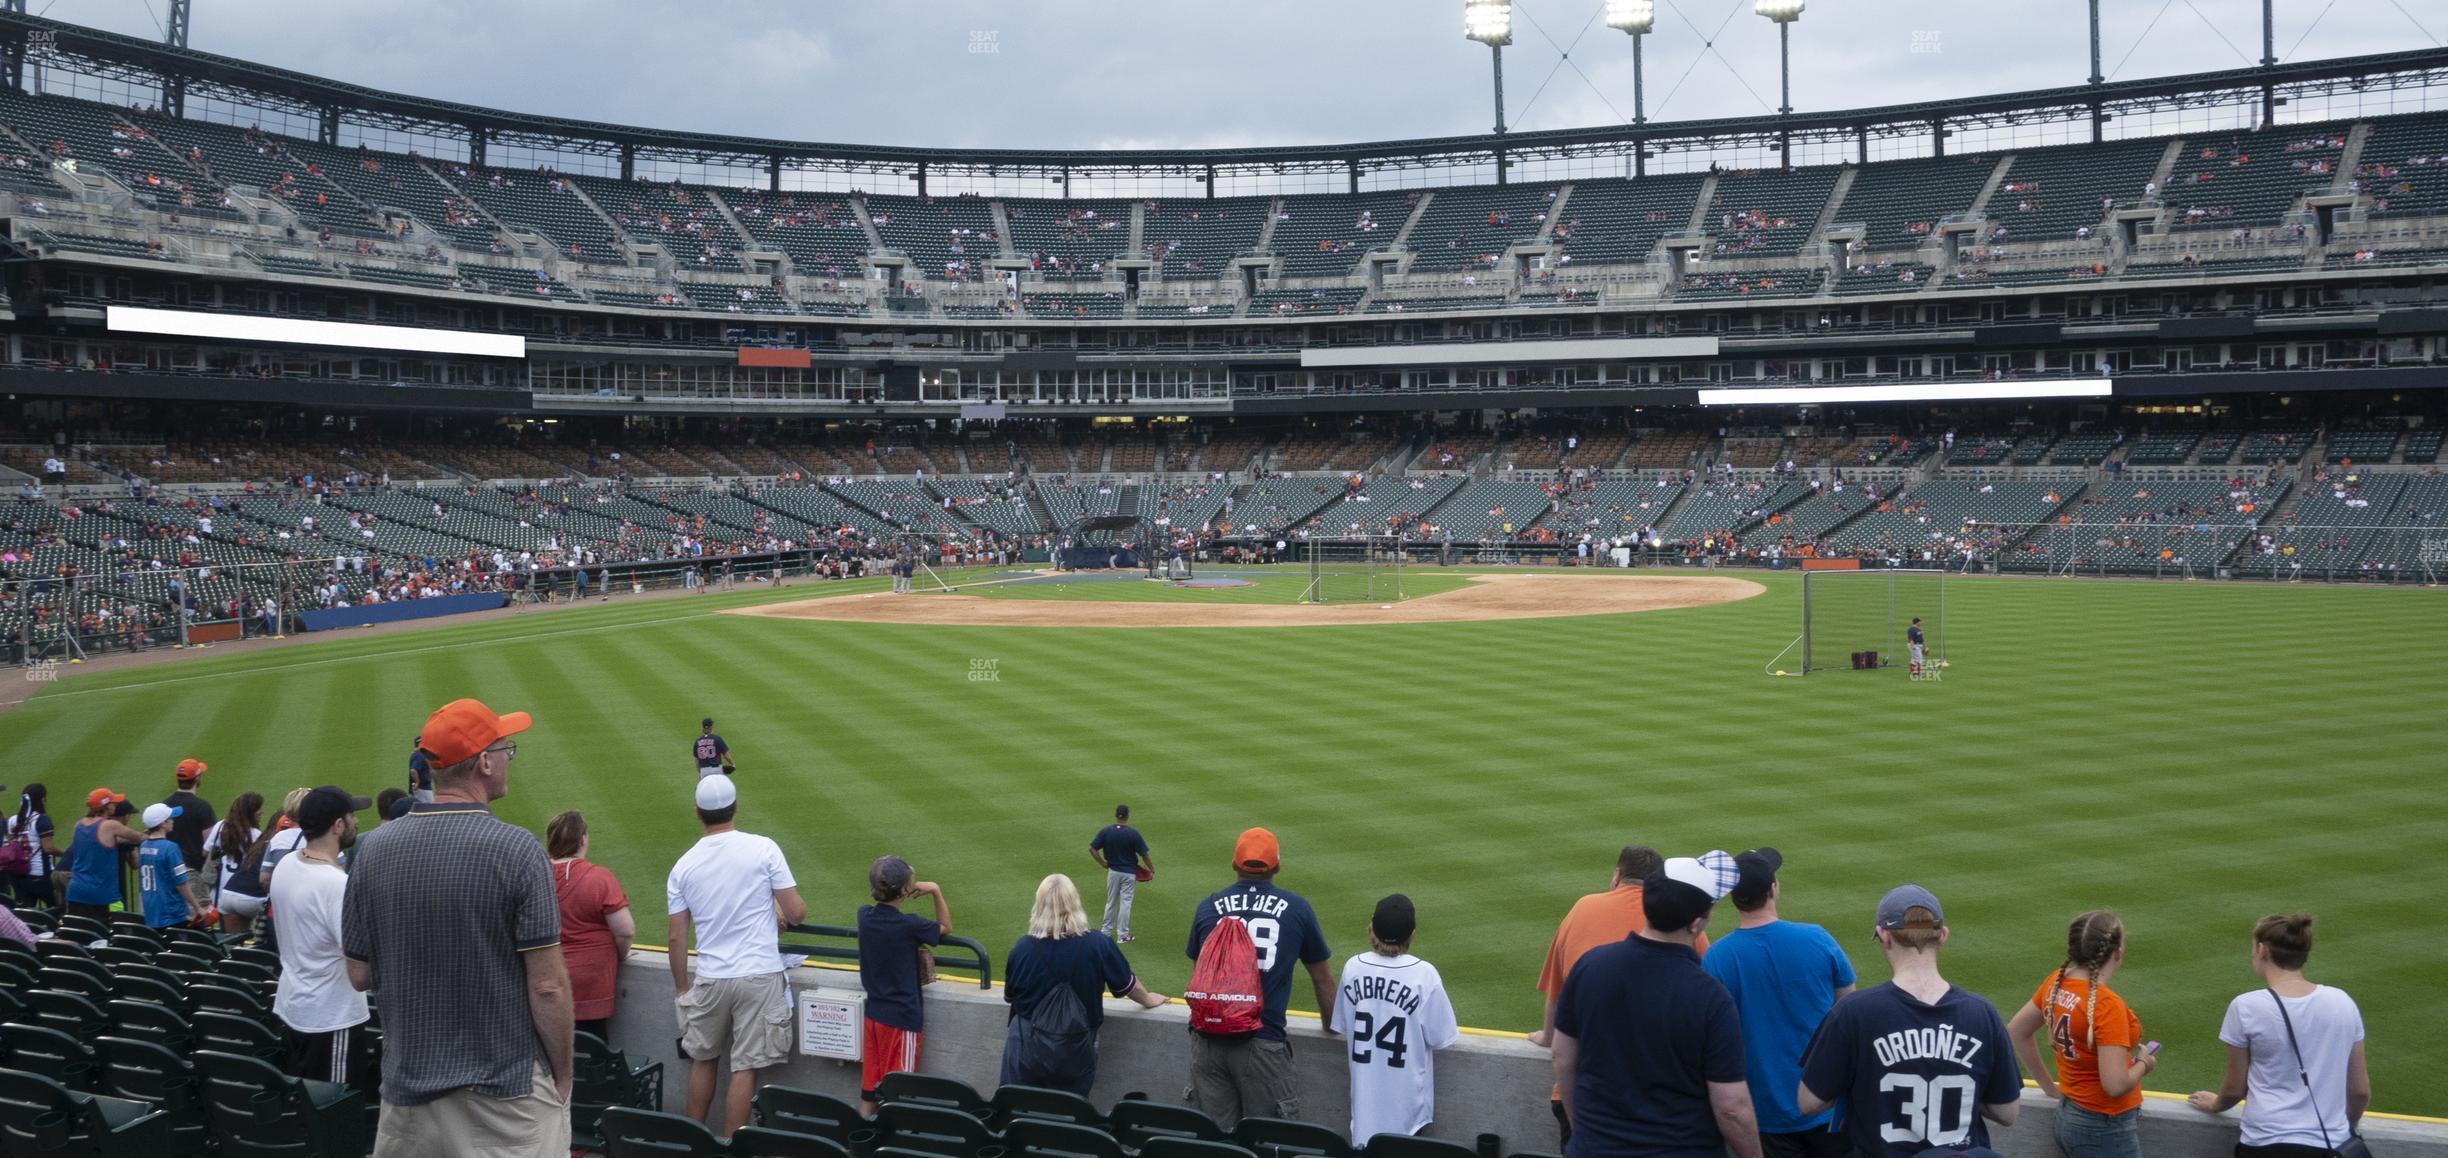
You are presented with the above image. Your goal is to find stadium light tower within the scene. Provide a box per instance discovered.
[1463,0,1513,136]
[1606,0,1656,125]
[1756,0,1804,117]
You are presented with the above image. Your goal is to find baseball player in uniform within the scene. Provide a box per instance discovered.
[694,717,735,777]
[1907,617,1927,678]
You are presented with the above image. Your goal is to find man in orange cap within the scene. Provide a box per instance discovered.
[343,698,571,1157]
[163,757,216,874]
[1184,826,1336,1129]
[63,787,141,922]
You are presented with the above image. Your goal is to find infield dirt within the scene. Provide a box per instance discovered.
[725,571,1764,628]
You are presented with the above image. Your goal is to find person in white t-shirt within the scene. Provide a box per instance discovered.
[666,776,806,1140]
[2188,913,2370,1158]
[1328,894,1461,1145]
[270,786,374,1091]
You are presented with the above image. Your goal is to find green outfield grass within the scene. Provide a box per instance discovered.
[4,570,2442,1114]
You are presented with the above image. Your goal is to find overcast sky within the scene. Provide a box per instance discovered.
[32,0,2447,149]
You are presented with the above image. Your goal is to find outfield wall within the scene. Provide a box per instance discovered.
[604,954,2448,1156]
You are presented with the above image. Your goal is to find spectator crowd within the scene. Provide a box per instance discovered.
[1,707,2378,1158]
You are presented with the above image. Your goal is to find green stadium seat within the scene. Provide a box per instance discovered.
[92,1035,213,1157]
[990,1084,1102,1130]
[192,1049,369,1158]
[1364,1134,1480,1158]
[1006,1116,1129,1158]
[108,970,189,1013]
[570,1029,664,1152]
[0,1064,172,1156]
[874,1071,990,1116]
[753,1084,868,1143]
[0,959,34,993]
[29,987,108,1034]
[1139,1138,1262,1158]
[103,998,193,1054]
[1109,1098,1227,1149]
[873,1101,1000,1157]
[733,1123,858,1157]
[88,943,153,971]
[191,1009,286,1063]
[599,1106,730,1157]
[2,1020,104,1091]
[37,962,112,1000]
[1233,1116,1355,1157]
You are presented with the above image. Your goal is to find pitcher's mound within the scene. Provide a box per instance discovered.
[727,572,1762,629]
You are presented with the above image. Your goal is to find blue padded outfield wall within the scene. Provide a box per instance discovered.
[296,592,507,631]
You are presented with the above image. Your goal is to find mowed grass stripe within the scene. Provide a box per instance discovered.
[0,573,2439,1110]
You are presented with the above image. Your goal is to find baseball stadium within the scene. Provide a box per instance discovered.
[0,3,2441,1156]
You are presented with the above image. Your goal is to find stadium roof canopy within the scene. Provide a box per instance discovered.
[6,11,2448,188]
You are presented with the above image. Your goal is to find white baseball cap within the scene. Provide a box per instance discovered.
[141,802,183,829]
[694,776,737,811]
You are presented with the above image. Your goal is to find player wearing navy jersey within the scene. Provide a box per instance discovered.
[1798,885,2021,1158]
[694,718,734,777]
[1906,618,1927,679]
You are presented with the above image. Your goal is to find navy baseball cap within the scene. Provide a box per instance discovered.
[1877,884,1946,929]
[1731,847,1783,906]
[1372,895,1417,946]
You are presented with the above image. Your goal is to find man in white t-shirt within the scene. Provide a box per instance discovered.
[1329,894,1461,1145]
[666,776,806,1140]
[270,785,374,1090]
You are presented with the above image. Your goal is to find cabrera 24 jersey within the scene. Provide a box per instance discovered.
[1799,982,2024,1158]
[1328,952,1461,1143]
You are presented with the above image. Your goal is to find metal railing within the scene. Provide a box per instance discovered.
[778,923,994,990]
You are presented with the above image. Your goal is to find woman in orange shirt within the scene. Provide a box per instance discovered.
[2008,910,2158,1158]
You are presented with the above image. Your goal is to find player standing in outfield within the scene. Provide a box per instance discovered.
[1797,885,2022,1158]
[693,718,734,778]
[2007,911,2156,1158]
[1090,804,1152,943]
[1330,895,1461,1144]
[1907,617,1927,678]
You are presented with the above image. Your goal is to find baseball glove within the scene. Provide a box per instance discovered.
[1134,866,1154,883]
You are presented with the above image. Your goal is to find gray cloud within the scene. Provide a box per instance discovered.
[35,0,2440,149]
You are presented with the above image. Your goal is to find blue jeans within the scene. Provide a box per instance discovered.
[2056,1101,2142,1158]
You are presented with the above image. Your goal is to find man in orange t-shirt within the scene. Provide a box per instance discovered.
[1527,845,1711,1146]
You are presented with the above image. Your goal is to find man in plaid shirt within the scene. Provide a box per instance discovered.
[345,698,572,1158]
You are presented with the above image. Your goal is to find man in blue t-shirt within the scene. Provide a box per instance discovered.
[1185,827,1334,1129]
[693,718,734,778]
[1554,854,1762,1158]
[1088,804,1153,942]
[855,855,948,1116]
[1797,885,2022,1158]
[1703,848,1856,1158]
[134,803,206,928]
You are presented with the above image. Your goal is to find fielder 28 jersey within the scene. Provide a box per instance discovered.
[1328,952,1461,1143]
[1799,982,2023,1158]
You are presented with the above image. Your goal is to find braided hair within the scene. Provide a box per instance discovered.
[2042,910,2126,1052]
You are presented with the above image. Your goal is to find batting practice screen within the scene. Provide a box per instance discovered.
[1800,568,1948,674]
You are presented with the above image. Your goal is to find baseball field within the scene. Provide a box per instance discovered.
[3,566,2441,1116]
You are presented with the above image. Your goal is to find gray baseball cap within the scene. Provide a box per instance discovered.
[1876,884,1945,929]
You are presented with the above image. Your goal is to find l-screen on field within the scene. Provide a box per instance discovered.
[7,568,2444,1112]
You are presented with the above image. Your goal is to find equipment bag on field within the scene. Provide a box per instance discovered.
[1184,915,1263,1036]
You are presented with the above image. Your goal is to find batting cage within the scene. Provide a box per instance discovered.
[1300,535,1408,604]
[1767,567,1948,677]
[1056,514,1178,577]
